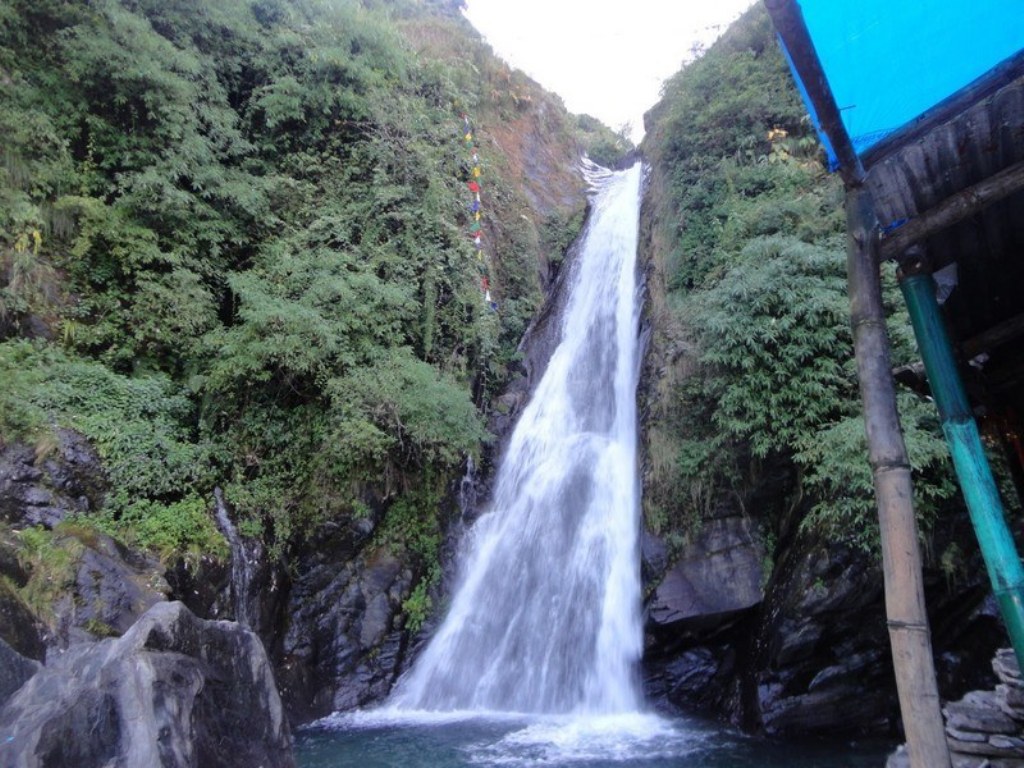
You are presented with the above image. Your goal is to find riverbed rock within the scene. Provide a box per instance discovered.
[0,600,295,768]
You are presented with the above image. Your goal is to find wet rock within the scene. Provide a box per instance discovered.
[0,638,39,708]
[71,532,169,638]
[0,580,44,660]
[0,601,295,768]
[0,535,29,587]
[164,554,232,621]
[36,529,170,648]
[645,645,741,715]
[759,686,893,735]
[647,516,764,630]
[640,530,669,582]
[274,518,413,724]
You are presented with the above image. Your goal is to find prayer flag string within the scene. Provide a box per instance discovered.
[461,113,498,312]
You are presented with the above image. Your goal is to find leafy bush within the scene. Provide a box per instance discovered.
[641,4,957,550]
[103,496,228,561]
[0,339,212,519]
[0,0,599,574]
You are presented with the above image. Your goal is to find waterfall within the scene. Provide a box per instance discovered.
[392,162,645,715]
[214,486,257,629]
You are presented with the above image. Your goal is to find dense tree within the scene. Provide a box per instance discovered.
[641,5,957,552]
[0,0,623,597]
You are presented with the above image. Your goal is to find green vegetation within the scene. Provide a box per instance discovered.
[641,5,956,553]
[14,525,83,620]
[0,0,615,618]
[575,114,633,168]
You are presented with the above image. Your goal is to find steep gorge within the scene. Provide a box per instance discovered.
[0,0,1017,759]
[0,0,618,736]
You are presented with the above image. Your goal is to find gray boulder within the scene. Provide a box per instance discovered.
[0,601,295,768]
[647,515,765,630]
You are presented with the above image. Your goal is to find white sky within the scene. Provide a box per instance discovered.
[463,0,756,142]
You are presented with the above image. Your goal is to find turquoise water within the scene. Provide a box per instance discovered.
[294,711,890,768]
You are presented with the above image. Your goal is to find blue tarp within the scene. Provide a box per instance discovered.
[783,1,1024,166]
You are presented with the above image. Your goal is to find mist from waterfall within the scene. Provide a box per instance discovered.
[390,162,645,715]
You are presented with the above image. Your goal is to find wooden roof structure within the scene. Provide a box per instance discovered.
[772,0,1024,493]
[868,61,1024,493]
[868,60,1024,494]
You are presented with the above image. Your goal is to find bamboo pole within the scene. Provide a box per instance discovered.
[899,265,1024,672]
[847,187,952,768]
[764,1,951,762]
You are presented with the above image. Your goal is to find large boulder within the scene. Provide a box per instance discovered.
[0,601,295,768]
[647,515,765,632]
[642,510,765,718]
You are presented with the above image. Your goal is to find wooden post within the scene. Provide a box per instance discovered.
[880,160,1024,259]
[847,186,952,768]
[900,264,1024,672]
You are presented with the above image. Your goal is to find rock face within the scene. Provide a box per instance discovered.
[55,531,170,646]
[0,430,106,528]
[0,601,295,768]
[0,638,39,709]
[647,513,764,629]
[641,499,1002,738]
[0,430,170,649]
[273,519,416,723]
[749,536,897,736]
[0,536,45,660]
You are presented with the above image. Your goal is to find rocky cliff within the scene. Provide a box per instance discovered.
[1,0,1016,758]
[0,0,609,746]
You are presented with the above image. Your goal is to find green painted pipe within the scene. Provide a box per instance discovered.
[901,272,1024,671]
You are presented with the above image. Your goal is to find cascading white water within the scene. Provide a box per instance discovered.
[391,162,645,715]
